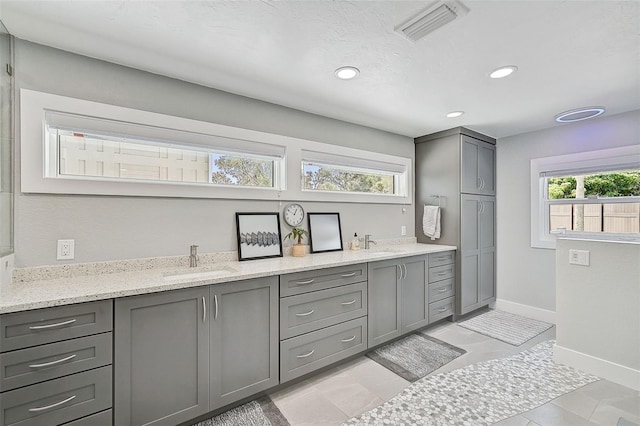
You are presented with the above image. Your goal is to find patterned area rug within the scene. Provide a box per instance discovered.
[193,396,289,426]
[345,340,599,426]
[366,333,466,382]
[458,310,553,346]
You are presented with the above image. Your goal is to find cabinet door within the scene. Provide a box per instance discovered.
[401,255,428,333]
[210,277,279,410]
[115,287,209,426]
[460,136,496,196]
[460,195,480,315]
[478,143,496,195]
[479,197,496,304]
[367,259,402,347]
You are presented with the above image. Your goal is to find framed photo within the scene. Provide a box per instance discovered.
[308,212,343,253]
[236,212,283,261]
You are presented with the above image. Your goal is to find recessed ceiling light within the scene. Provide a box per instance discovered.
[446,111,464,118]
[334,66,360,80]
[554,107,605,123]
[489,65,518,79]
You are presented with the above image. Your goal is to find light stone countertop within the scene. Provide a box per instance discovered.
[0,243,456,314]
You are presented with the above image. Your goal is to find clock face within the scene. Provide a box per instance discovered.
[284,203,304,227]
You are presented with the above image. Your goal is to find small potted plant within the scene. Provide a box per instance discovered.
[284,227,309,257]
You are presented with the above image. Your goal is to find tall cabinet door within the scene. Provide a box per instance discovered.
[401,255,428,333]
[210,276,279,410]
[367,259,402,347]
[479,197,496,304]
[460,195,480,315]
[114,287,210,426]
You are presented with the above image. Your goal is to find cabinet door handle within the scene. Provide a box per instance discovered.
[340,272,357,278]
[29,319,77,331]
[202,297,206,323]
[296,349,315,358]
[214,294,218,320]
[396,265,401,281]
[480,177,485,189]
[438,307,448,313]
[295,279,315,285]
[295,309,315,317]
[28,395,76,412]
[402,264,408,280]
[29,354,77,369]
[341,299,356,306]
[438,288,448,293]
[477,177,482,189]
[341,335,356,343]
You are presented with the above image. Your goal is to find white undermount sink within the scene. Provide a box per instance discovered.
[163,265,238,281]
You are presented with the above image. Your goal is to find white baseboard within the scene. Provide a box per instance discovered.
[493,299,556,324]
[554,344,640,391]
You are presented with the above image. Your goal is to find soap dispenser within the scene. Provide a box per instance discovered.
[351,233,360,251]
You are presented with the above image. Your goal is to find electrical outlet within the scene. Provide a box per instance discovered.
[569,249,589,266]
[401,225,407,236]
[57,239,75,260]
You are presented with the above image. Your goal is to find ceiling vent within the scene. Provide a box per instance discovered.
[395,0,470,42]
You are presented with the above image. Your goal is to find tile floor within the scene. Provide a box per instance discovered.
[267,320,640,426]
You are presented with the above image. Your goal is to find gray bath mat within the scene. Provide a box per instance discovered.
[366,333,466,382]
[193,396,289,426]
[458,309,553,346]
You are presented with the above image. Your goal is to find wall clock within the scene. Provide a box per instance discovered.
[283,203,304,227]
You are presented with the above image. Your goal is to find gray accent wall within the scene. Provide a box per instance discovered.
[13,39,414,267]
[496,109,640,314]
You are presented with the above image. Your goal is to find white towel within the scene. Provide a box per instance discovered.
[423,205,441,240]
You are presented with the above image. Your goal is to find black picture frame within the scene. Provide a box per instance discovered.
[308,212,343,253]
[235,212,283,261]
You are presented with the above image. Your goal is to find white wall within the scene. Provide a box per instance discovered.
[14,40,415,267]
[496,109,640,318]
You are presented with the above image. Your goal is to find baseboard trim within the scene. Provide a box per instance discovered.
[493,299,556,324]
[554,344,640,391]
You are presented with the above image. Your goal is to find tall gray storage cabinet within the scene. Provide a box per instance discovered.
[415,127,496,316]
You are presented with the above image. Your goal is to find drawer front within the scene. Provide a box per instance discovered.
[280,282,367,339]
[0,366,112,426]
[280,317,367,382]
[280,264,367,297]
[0,333,112,392]
[429,251,455,268]
[63,409,111,426]
[428,278,455,304]
[429,297,455,323]
[0,300,113,353]
[428,264,455,284]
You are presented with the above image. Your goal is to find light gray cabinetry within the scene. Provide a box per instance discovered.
[210,277,279,409]
[428,251,456,323]
[400,256,429,333]
[460,195,496,315]
[415,127,497,316]
[114,287,209,426]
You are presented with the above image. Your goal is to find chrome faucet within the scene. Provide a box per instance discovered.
[364,234,377,249]
[189,245,199,267]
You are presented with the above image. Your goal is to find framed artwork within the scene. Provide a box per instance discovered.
[235,212,283,261]
[308,212,343,253]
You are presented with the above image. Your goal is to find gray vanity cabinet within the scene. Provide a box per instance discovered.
[210,276,279,410]
[114,287,210,426]
[460,195,496,315]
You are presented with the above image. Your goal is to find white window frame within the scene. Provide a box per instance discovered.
[21,89,413,204]
[530,145,640,249]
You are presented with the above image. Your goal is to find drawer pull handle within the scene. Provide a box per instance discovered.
[29,319,77,331]
[437,271,449,276]
[340,272,357,277]
[295,310,315,317]
[28,395,77,412]
[341,299,357,306]
[438,307,448,313]
[29,354,77,369]
[297,349,315,358]
[436,257,449,261]
[295,279,315,285]
[341,335,356,343]
[438,288,448,293]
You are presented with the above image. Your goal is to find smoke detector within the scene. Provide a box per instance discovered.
[395,0,470,42]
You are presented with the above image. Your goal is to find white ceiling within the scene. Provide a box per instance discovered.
[1,0,639,139]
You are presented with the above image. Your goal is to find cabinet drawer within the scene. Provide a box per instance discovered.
[280,264,367,297]
[0,333,112,392]
[428,279,455,304]
[428,264,455,284]
[62,409,111,426]
[429,297,455,323]
[0,300,113,353]
[429,251,455,268]
[0,366,112,426]
[280,317,367,383]
[280,282,367,339]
